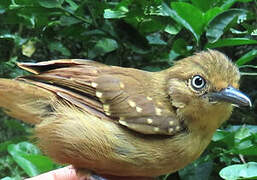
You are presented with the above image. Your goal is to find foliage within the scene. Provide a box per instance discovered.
[220,162,257,180]
[0,0,256,179]
[178,126,257,180]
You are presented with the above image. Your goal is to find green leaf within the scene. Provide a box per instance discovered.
[146,33,167,45]
[0,34,26,46]
[104,9,127,19]
[0,136,28,153]
[236,49,257,66]
[238,0,255,2]
[204,7,223,25]
[226,125,257,133]
[172,39,190,56]
[233,140,257,155]
[164,24,181,35]
[230,28,248,34]
[205,38,257,48]
[7,142,56,177]
[0,0,10,14]
[179,155,213,180]
[88,38,118,58]
[220,162,257,180]
[190,0,215,12]
[206,9,247,43]
[60,15,81,26]
[212,129,232,142]
[65,0,79,11]
[137,17,166,34]
[104,0,130,19]
[38,0,64,8]
[0,177,15,180]
[220,0,238,10]
[17,13,36,28]
[96,38,118,53]
[48,42,71,56]
[170,2,205,43]
[235,128,252,140]
[212,129,236,148]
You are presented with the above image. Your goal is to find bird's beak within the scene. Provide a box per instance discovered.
[206,86,252,107]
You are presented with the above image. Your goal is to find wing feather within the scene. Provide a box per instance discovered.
[18,59,186,135]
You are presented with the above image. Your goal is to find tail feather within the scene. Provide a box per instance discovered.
[0,79,56,124]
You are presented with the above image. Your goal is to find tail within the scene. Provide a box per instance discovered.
[0,78,56,124]
[0,59,106,124]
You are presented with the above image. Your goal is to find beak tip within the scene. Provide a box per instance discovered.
[240,94,252,108]
[248,100,253,108]
[242,99,252,108]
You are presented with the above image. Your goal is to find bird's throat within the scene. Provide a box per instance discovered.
[177,103,233,138]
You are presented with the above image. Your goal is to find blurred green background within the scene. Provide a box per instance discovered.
[0,0,256,179]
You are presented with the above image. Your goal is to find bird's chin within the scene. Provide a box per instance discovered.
[208,99,244,109]
[208,101,235,111]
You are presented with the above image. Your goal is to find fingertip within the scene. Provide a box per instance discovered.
[26,166,79,180]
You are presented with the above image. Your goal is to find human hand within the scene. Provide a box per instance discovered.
[25,166,155,180]
[26,166,80,180]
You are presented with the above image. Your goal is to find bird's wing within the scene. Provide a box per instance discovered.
[18,59,185,135]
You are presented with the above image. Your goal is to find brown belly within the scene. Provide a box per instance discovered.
[35,105,211,177]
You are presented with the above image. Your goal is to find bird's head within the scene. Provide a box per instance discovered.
[165,50,251,135]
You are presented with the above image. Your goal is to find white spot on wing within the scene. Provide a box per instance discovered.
[119,120,128,126]
[103,104,110,112]
[119,82,125,89]
[153,127,159,132]
[128,100,136,108]
[91,82,98,88]
[157,102,162,106]
[146,96,153,101]
[155,107,162,116]
[168,128,174,134]
[147,118,153,124]
[96,91,103,98]
[105,112,111,116]
[136,106,142,112]
[169,121,174,126]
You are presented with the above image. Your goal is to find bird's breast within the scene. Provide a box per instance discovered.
[35,103,213,177]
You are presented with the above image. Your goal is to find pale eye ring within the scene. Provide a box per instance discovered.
[191,75,206,90]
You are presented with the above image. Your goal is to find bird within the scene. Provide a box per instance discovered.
[0,50,251,179]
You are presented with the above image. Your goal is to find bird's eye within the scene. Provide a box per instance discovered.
[191,75,206,90]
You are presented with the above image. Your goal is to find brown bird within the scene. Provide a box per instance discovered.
[0,50,251,179]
